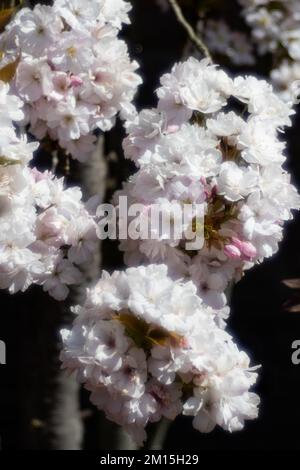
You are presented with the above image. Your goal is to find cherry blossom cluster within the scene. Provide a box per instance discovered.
[60,264,259,446]
[198,20,255,66]
[157,1,255,67]
[239,0,300,101]
[158,0,300,101]
[239,0,299,57]
[115,58,300,308]
[271,61,300,103]
[0,0,141,162]
[0,81,98,300]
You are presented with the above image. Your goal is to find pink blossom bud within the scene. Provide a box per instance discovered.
[70,75,83,87]
[231,236,244,251]
[30,168,49,182]
[240,241,257,259]
[224,244,242,259]
[166,124,180,134]
[178,337,189,348]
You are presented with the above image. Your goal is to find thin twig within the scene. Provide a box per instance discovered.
[168,0,212,62]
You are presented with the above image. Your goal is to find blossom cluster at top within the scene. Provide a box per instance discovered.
[239,0,300,101]
[239,0,299,57]
[61,264,259,446]
[0,81,99,300]
[115,58,300,309]
[161,0,300,101]
[157,1,255,67]
[198,19,255,66]
[0,0,141,162]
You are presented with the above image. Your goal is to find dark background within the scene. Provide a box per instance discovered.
[1,0,300,450]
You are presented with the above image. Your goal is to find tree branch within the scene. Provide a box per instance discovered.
[168,0,212,62]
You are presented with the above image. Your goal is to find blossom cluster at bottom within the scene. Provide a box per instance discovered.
[60,264,259,446]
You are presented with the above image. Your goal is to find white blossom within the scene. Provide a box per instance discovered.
[199,20,255,66]
[0,82,99,300]
[61,265,259,446]
[0,0,141,161]
[117,58,300,307]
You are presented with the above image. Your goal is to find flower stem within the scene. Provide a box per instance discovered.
[168,0,212,62]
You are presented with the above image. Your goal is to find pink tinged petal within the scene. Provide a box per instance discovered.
[231,237,244,250]
[166,124,180,134]
[70,75,83,87]
[231,237,257,259]
[224,244,242,259]
[240,241,257,259]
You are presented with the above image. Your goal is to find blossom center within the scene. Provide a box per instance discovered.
[115,311,183,350]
